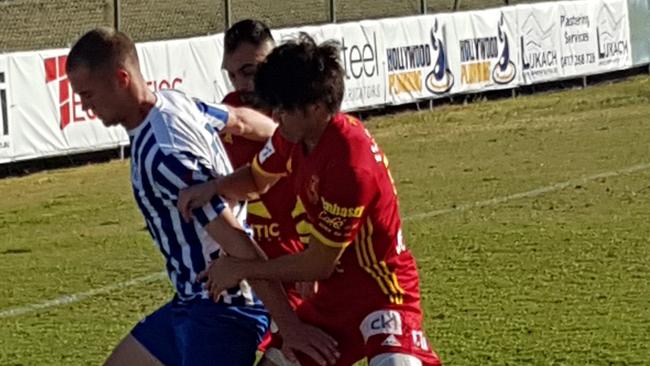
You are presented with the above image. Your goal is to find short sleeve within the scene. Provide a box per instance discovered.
[310,165,376,248]
[251,129,293,178]
[151,150,226,227]
[194,99,229,133]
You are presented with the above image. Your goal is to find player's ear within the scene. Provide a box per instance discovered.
[115,68,130,89]
[310,102,328,118]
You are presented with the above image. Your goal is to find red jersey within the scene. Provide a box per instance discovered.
[252,113,423,311]
[221,92,304,262]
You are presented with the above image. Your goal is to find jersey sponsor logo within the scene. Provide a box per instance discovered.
[320,197,365,218]
[251,223,280,240]
[258,138,276,164]
[360,310,403,342]
[318,211,346,231]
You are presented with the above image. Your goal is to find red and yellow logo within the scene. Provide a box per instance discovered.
[320,197,365,218]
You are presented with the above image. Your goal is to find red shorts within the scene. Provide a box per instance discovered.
[268,301,441,366]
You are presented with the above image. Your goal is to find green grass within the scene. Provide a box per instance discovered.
[1,75,650,365]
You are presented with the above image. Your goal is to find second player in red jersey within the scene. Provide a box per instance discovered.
[252,112,437,365]
[219,21,306,312]
[180,34,440,366]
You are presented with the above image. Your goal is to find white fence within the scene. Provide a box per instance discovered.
[0,0,646,164]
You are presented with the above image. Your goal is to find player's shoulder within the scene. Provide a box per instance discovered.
[148,90,213,155]
[156,89,202,120]
[328,113,376,164]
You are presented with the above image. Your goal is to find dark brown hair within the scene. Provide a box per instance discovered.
[66,27,138,74]
[224,19,274,55]
[254,33,344,114]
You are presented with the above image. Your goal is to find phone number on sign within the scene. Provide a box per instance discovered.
[561,53,595,67]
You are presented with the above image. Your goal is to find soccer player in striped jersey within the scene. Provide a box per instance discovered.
[178,34,442,366]
[66,28,338,366]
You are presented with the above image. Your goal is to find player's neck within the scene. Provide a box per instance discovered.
[122,88,157,130]
[302,114,332,154]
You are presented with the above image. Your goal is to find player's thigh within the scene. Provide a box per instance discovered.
[103,334,164,366]
[126,301,181,365]
[181,303,260,365]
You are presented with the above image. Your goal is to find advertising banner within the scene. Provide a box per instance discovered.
[381,14,458,105]
[592,0,632,70]
[517,4,562,83]
[0,0,643,164]
[449,8,522,94]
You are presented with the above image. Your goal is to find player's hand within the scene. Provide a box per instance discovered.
[177,179,219,222]
[280,321,339,366]
[296,281,319,299]
[196,257,242,302]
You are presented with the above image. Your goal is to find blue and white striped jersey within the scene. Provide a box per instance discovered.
[128,89,256,305]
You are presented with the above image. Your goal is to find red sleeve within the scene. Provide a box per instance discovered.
[310,164,376,248]
[251,129,293,178]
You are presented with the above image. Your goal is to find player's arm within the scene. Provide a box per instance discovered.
[224,105,276,141]
[178,131,291,222]
[206,234,346,286]
[152,151,338,365]
[195,99,275,141]
[203,164,374,285]
[201,207,338,364]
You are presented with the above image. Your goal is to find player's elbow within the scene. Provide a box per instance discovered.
[312,261,337,280]
[252,174,272,195]
[256,182,272,196]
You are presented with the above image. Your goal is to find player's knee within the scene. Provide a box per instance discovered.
[369,353,424,366]
[260,348,300,366]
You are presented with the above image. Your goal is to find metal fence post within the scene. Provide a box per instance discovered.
[113,0,121,31]
[329,0,336,23]
[420,0,427,14]
[224,0,232,30]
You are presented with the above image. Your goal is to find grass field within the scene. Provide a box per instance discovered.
[1,75,650,365]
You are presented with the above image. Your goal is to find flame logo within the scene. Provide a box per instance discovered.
[492,13,517,84]
[425,19,454,94]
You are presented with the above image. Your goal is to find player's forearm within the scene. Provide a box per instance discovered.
[232,251,334,283]
[247,279,302,330]
[215,165,261,201]
[227,106,276,142]
[204,215,303,330]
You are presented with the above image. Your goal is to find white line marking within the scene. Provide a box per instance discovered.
[0,272,166,319]
[404,162,650,221]
[3,162,649,319]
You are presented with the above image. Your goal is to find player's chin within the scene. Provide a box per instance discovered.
[279,130,300,144]
[100,117,119,127]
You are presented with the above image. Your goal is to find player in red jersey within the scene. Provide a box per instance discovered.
[179,34,441,366]
[219,20,308,312]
